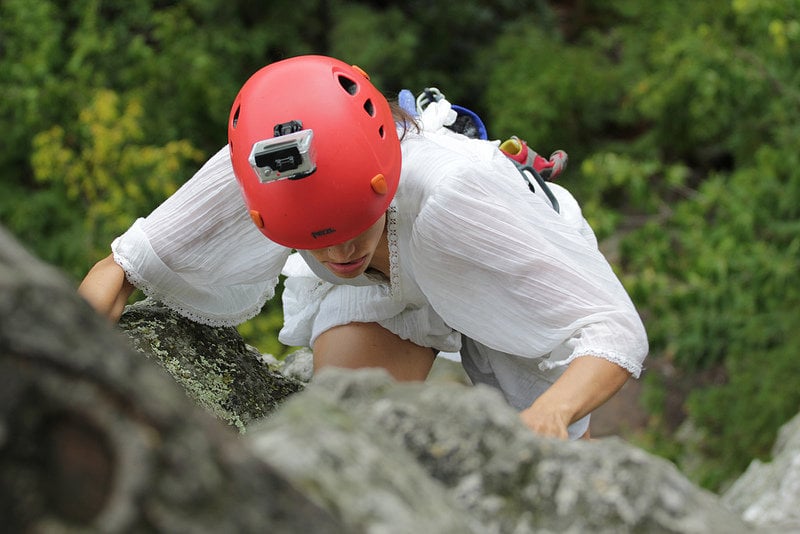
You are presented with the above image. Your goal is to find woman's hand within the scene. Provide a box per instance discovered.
[519,403,571,439]
[78,254,135,322]
[519,356,631,439]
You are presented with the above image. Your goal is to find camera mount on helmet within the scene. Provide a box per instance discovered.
[248,121,317,183]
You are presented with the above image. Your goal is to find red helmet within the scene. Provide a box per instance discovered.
[228,55,401,249]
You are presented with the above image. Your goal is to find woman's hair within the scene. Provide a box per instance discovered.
[390,101,420,141]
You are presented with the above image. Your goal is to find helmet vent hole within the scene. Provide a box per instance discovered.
[363,99,375,116]
[378,125,385,138]
[232,105,240,128]
[338,75,358,95]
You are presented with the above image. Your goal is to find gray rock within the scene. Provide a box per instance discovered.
[722,412,800,532]
[280,347,315,382]
[119,298,305,432]
[254,367,752,534]
[0,226,344,533]
[249,372,483,533]
[1,223,790,533]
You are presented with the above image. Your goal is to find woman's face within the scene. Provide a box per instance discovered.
[305,214,386,279]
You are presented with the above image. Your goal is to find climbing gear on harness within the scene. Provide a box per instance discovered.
[499,136,567,213]
[405,87,567,213]
[499,137,567,181]
[228,55,401,249]
[415,87,488,140]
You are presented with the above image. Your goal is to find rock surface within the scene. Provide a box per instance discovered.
[119,299,304,432]
[3,224,796,533]
[0,227,343,533]
[722,412,800,532]
[253,368,752,533]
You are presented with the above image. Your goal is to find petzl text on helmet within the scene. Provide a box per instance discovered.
[248,121,317,183]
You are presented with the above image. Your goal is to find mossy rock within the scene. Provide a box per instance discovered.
[119,299,304,432]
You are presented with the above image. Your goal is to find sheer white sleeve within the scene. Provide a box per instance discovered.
[111,146,290,326]
[407,153,648,377]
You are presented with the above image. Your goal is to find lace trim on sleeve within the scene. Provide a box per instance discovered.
[113,250,275,328]
[537,349,643,379]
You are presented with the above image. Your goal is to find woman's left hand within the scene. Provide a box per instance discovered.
[518,356,631,439]
[519,404,571,439]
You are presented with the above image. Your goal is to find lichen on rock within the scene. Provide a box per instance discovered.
[119,299,304,432]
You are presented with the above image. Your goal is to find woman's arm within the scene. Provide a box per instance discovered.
[78,254,136,322]
[519,356,631,439]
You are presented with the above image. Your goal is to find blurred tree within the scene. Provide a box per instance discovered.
[30,89,203,274]
[327,0,556,105]
[0,0,68,175]
[615,0,800,489]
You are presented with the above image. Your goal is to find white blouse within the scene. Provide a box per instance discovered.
[112,104,648,378]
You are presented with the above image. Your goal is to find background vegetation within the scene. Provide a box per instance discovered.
[2,0,798,492]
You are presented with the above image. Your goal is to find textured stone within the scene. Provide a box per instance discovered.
[249,379,482,533]
[1,224,792,533]
[255,367,753,533]
[722,412,800,532]
[0,226,343,533]
[280,347,315,382]
[119,299,304,432]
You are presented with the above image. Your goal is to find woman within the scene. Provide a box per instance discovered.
[79,55,648,440]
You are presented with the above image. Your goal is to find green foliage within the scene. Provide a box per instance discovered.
[236,277,297,359]
[611,0,800,490]
[577,152,690,240]
[484,24,625,160]
[623,141,800,488]
[479,0,800,490]
[0,0,69,171]
[29,89,203,277]
[328,4,419,90]
[327,0,556,102]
